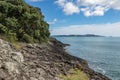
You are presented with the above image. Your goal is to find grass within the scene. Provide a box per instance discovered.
[59,69,89,80]
[0,35,24,49]
[12,42,24,50]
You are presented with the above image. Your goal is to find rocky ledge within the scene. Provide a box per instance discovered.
[0,38,111,80]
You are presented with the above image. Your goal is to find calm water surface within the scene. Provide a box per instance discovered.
[55,37,120,80]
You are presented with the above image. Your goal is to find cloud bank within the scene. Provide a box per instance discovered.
[51,22,120,37]
[55,0,120,16]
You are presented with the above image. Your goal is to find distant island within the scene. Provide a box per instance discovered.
[53,34,105,37]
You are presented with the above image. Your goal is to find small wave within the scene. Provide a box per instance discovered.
[95,66,106,75]
[89,64,106,75]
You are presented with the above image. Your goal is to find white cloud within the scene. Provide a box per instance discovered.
[48,18,58,24]
[111,0,120,10]
[55,0,120,16]
[63,2,80,15]
[81,6,106,16]
[55,1,80,15]
[55,0,78,15]
[51,22,120,37]
[28,0,43,2]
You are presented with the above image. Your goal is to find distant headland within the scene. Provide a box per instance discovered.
[53,34,105,37]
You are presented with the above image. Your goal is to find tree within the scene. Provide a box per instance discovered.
[0,0,50,43]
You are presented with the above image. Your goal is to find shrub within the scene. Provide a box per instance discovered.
[0,0,50,43]
[22,34,34,43]
[0,24,7,34]
[7,31,17,42]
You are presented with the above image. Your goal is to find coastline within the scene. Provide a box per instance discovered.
[0,38,111,80]
[50,38,111,80]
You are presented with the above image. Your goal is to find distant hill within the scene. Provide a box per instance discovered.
[53,34,104,37]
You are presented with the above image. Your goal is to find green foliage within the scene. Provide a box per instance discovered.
[5,17,20,32]
[0,0,50,43]
[34,30,41,39]
[22,34,34,43]
[0,24,7,34]
[7,31,17,42]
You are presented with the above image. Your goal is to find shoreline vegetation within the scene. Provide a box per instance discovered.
[0,0,50,43]
[0,0,111,80]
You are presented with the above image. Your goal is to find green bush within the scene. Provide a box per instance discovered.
[0,24,7,34]
[7,31,17,42]
[22,34,34,43]
[5,17,19,31]
[0,0,50,43]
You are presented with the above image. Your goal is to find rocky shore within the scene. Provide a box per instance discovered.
[0,38,111,80]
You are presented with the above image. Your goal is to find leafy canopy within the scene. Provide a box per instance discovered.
[0,0,50,43]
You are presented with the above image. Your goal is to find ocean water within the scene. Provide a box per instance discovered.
[55,37,120,80]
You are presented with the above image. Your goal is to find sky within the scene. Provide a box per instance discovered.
[25,0,120,36]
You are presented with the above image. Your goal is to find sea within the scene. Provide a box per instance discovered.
[55,36,120,80]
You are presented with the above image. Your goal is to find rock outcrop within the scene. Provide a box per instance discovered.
[0,38,111,80]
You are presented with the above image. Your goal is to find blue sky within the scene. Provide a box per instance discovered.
[25,0,120,36]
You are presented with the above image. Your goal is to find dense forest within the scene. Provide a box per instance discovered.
[0,0,50,43]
